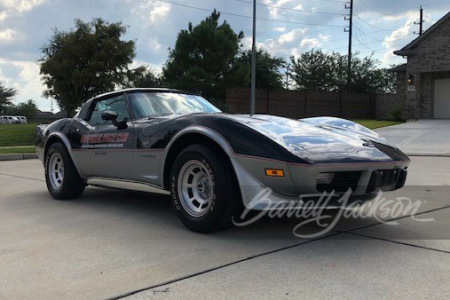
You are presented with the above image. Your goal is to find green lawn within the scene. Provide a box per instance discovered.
[0,146,36,154]
[0,123,37,147]
[351,119,403,130]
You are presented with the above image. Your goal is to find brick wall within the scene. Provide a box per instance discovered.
[403,16,450,118]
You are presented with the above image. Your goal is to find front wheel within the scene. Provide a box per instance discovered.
[170,144,241,233]
[45,142,85,200]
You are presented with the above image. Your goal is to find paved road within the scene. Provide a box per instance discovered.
[0,158,449,299]
[376,119,450,156]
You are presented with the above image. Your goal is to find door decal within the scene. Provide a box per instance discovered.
[80,132,130,148]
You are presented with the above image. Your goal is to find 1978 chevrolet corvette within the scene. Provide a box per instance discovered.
[36,88,410,232]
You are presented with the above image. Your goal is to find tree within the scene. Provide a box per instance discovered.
[12,100,38,119]
[0,82,16,114]
[290,50,336,91]
[40,18,136,116]
[290,49,396,94]
[235,49,285,89]
[162,10,247,100]
[124,66,160,88]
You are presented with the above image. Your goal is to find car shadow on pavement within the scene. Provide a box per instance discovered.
[19,184,448,244]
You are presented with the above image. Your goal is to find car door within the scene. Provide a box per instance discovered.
[70,94,135,179]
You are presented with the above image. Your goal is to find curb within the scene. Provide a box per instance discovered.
[0,153,38,161]
[407,154,450,157]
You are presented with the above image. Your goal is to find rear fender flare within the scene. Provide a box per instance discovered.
[45,132,85,178]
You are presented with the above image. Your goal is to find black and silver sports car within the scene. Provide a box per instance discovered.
[36,88,410,232]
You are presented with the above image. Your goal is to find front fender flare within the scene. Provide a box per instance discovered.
[161,125,235,188]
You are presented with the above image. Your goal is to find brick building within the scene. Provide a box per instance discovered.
[394,11,450,119]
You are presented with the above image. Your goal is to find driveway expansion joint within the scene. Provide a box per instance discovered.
[343,231,450,254]
[106,232,341,300]
[344,205,450,233]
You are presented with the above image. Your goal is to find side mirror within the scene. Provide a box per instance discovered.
[101,110,118,121]
[101,110,127,130]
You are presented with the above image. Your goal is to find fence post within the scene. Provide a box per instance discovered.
[370,94,376,119]
[304,90,307,116]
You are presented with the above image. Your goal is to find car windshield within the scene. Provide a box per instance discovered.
[128,92,221,119]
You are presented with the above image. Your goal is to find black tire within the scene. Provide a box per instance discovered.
[45,142,85,200]
[170,144,241,233]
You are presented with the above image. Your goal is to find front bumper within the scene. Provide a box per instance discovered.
[231,155,409,210]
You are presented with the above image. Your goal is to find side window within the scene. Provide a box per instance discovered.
[87,95,130,126]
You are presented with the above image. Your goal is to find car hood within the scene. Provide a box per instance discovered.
[223,114,407,164]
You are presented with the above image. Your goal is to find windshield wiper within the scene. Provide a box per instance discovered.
[147,113,175,120]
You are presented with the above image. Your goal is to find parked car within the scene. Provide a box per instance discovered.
[17,116,27,124]
[0,115,21,124]
[36,88,410,232]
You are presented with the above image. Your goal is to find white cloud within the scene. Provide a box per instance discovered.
[241,36,253,50]
[148,37,163,51]
[262,0,294,18]
[0,59,46,108]
[381,11,416,23]
[300,37,321,48]
[380,12,436,66]
[129,59,162,76]
[131,0,171,25]
[318,34,330,43]
[0,11,7,23]
[278,28,309,44]
[255,27,330,61]
[273,27,286,32]
[0,29,16,42]
[150,2,171,24]
[0,0,47,13]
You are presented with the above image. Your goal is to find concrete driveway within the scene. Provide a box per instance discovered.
[0,157,449,299]
[376,119,450,156]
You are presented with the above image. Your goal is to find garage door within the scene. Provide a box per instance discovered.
[434,78,450,118]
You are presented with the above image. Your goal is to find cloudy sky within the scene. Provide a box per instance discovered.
[1,0,449,111]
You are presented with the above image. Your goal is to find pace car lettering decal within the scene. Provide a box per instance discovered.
[80,132,129,148]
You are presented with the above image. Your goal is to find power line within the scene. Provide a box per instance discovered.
[357,0,400,17]
[354,19,385,42]
[232,0,344,16]
[157,0,345,28]
[354,35,377,53]
[354,14,396,32]
[265,36,349,52]
[420,1,450,7]
[354,23,371,51]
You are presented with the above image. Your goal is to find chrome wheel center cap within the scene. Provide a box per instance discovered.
[197,178,209,196]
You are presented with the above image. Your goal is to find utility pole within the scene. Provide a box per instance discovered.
[344,0,353,91]
[414,6,424,35]
[250,0,256,115]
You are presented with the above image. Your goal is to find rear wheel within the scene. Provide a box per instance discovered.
[45,142,85,200]
[170,144,241,233]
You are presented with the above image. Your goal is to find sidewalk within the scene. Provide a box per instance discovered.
[0,145,35,149]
